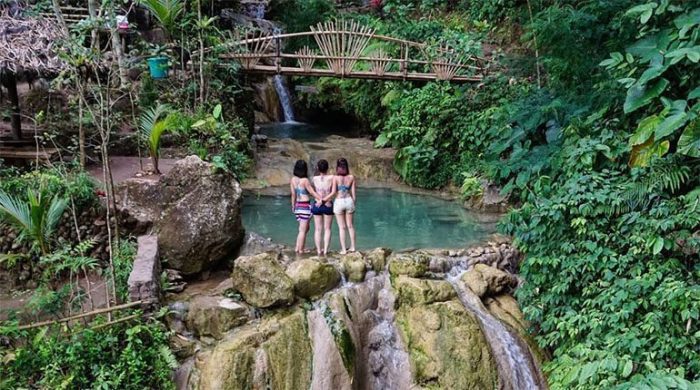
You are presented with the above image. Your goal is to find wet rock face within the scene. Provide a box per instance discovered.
[393,276,500,389]
[174,247,545,390]
[461,263,518,298]
[340,252,367,282]
[186,295,250,340]
[231,252,295,308]
[195,308,312,390]
[387,252,430,278]
[116,156,244,276]
[286,258,340,299]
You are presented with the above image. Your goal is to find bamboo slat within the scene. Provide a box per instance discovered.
[16,300,145,331]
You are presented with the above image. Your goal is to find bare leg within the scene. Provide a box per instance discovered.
[296,220,309,254]
[323,214,333,255]
[345,212,356,252]
[313,215,322,255]
[336,213,347,254]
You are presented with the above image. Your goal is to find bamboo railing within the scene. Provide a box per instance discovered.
[15,300,147,331]
[221,20,488,82]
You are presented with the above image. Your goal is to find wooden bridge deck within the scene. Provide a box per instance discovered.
[221,20,489,83]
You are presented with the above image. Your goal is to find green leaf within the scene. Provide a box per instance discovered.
[624,78,670,113]
[678,120,700,157]
[630,115,660,145]
[622,360,634,378]
[629,138,670,167]
[213,104,222,120]
[689,87,700,100]
[652,237,664,255]
[655,100,688,139]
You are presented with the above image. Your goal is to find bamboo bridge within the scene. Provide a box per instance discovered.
[221,20,488,83]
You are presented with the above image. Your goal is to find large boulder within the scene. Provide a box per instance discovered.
[340,252,366,283]
[286,258,340,299]
[461,264,517,298]
[392,276,500,389]
[387,252,430,278]
[231,252,295,308]
[186,295,249,339]
[195,309,312,390]
[117,156,244,275]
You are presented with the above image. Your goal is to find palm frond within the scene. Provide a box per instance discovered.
[0,190,32,234]
[44,196,68,242]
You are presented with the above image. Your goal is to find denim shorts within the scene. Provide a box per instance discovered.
[311,201,334,216]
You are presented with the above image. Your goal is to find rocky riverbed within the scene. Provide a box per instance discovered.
[168,237,547,390]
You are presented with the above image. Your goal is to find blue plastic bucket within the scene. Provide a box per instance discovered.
[147,57,169,79]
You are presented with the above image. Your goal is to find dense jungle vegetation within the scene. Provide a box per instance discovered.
[0,0,697,388]
[283,0,700,388]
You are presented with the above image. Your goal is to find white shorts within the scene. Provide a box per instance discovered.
[333,197,355,214]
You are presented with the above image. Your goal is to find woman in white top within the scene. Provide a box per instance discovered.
[311,159,334,256]
[327,158,356,254]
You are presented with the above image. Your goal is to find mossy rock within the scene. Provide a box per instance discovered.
[196,308,312,390]
[393,276,456,306]
[263,310,313,390]
[392,276,500,389]
[388,252,430,278]
[231,252,295,308]
[286,258,340,299]
[366,247,391,272]
[341,252,366,282]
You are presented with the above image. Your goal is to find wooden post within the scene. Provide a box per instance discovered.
[402,43,408,80]
[1,72,21,140]
[275,35,281,74]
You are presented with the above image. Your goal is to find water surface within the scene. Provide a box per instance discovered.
[242,188,495,250]
[259,122,360,141]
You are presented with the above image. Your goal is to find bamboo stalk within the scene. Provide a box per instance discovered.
[17,300,145,331]
[90,313,140,330]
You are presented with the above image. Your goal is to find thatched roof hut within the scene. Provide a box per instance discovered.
[0,8,66,140]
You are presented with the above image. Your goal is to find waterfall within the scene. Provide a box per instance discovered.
[447,267,541,390]
[273,76,296,123]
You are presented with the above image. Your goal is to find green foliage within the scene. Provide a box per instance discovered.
[600,2,700,163]
[0,167,97,208]
[0,319,176,389]
[138,0,184,39]
[113,240,137,303]
[268,0,336,51]
[0,188,68,255]
[139,104,173,173]
[170,104,251,178]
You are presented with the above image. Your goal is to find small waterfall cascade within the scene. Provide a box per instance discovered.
[447,264,541,390]
[273,74,296,123]
[243,2,266,20]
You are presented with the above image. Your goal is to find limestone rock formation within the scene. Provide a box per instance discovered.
[286,258,340,299]
[116,156,244,275]
[392,275,500,389]
[366,247,391,272]
[186,295,249,339]
[231,252,295,308]
[195,309,312,390]
[340,252,366,282]
[387,252,430,278]
[461,263,517,297]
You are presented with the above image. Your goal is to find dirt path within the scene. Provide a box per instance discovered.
[88,156,178,184]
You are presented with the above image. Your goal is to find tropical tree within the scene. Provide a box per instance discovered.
[0,188,68,255]
[139,104,172,174]
[138,0,184,40]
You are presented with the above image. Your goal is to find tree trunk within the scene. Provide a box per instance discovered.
[106,2,129,87]
[87,0,98,50]
[51,0,68,32]
[1,72,22,140]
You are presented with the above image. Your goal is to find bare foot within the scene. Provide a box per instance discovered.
[339,249,347,255]
[348,248,356,253]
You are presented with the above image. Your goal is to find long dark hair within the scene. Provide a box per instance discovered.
[336,158,349,176]
[293,160,308,178]
[317,159,329,174]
